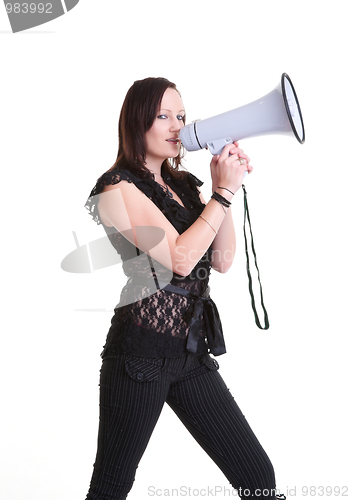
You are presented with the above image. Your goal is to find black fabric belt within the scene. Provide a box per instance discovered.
[129,277,226,356]
[160,282,226,357]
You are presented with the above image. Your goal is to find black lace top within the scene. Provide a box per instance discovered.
[85,166,223,359]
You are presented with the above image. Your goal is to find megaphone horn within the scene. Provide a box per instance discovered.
[180,73,305,156]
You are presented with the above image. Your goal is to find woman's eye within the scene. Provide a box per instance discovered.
[157,114,185,121]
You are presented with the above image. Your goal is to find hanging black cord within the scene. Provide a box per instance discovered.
[242,184,270,330]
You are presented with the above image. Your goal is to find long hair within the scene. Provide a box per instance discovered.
[104,77,187,180]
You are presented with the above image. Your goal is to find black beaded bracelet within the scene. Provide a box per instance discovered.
[211,191,231,208]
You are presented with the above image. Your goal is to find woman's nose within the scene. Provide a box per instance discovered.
[170,118,183,131]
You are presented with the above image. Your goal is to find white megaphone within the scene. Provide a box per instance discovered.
[180,73,305,156]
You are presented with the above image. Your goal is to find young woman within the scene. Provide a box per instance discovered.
[84,77,286,500]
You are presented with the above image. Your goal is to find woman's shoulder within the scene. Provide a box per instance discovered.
[171,169,203,188]
[93,168,143,194]
[172,170,204,198]
[169,170,205,210]
[85,168,133,225]
[185,171,203,189]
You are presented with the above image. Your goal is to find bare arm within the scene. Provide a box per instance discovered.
[98,180,229,277]
[198,189,236,273]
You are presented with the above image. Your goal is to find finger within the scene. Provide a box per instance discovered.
[236,158,247,167]
[220,143,239,159]
[238,153,250,163]
[233,157,250,170]
[227,153,239,163]
[229,145,243,155]
[210,154,220,169]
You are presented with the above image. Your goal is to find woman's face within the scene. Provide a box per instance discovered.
[145,88,185,168]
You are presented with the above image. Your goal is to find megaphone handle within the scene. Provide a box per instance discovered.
[242,185,270,330]
[207,139,248,179]
[207,137,233,156]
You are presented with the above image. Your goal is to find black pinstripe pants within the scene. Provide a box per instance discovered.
[85,352,280,500]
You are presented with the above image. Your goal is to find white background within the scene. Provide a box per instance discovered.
[1,1,349,499]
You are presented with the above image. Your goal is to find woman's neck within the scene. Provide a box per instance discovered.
[146,161,164,180]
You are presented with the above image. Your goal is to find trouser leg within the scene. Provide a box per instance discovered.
[166,361,278,500]
[85,354,169,500]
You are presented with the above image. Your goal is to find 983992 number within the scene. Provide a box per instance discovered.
[301,486,348,496]
[5,3,53,14]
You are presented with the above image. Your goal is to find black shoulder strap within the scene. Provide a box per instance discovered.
[242,185,270,330]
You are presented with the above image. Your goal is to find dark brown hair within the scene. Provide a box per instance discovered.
[105,77,187,180]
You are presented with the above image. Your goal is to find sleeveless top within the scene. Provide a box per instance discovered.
[84,166,226,359]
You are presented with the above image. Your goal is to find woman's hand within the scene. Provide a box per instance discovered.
[210,141,253,194]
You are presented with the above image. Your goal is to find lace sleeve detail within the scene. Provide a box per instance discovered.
[84,169,145,226]
[186,172,204,190]
[179,171,205,213]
